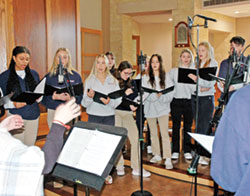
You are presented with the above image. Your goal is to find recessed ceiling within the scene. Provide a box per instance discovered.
[203,1,250,18]
[132,13,172,24]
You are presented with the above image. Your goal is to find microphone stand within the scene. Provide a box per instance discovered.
[63,69,85,196]
[131,51,152,196]
[187,15,210,196]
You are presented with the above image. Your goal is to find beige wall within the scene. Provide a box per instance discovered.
[236,16,250,52]
[139,23,172,72]
[80,0,102,30]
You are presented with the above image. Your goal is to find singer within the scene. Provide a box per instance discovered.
[0,46,40,146]
[42,48,83,128]
[217,36,247,104]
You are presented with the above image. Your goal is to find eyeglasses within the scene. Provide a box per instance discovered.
[122,72,133,76]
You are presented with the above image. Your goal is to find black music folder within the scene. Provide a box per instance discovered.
[142,86,174,94]
[178,67,217,84]
[93,89,124,104]
[120,97,140,108]
[11,77,46,104]
[45,83,83,96]
[52,121,127,191]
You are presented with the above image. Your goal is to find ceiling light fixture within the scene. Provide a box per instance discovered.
[168,18,173,21]
[234,11,239,14]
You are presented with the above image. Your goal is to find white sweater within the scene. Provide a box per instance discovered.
[142,74,174,118]
[169,66,195,99]
[82,74,122,116]
[194,59,218,96]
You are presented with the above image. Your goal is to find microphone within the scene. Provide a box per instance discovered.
[58,56,64,84]
[137,50,146,71]
[187,16,193,29]
[196,14,217,22]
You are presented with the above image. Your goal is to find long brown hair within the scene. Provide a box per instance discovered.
[148,54,165,89]
[114,61,132,89]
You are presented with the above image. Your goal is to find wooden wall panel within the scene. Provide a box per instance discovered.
[0,0,7,72]
[13,0,46,77]
[46,0,77,70]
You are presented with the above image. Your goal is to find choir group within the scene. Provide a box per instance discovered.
[0,35,247,194]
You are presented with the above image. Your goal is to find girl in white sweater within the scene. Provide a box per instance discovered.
[142,54,174,169]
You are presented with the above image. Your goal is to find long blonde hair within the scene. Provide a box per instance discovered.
[198,42,214,68]
[178,49,194,67]
[48,47,75,76]
[86,54,114,81]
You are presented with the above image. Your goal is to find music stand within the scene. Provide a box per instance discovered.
[52,121,128,196]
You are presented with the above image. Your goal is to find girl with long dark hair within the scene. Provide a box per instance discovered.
[0,46,40,145]
[142,54,174,170]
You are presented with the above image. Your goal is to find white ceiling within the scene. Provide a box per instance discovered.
[131,1,250,24]
[202,1,250,18]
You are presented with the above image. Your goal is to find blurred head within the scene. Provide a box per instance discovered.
[90,54,110,76]
[198,42,212,62]
[49,48,74,75]
[148,54,166,89]
[10,46,31,71]
[105,51,116,70]
[149,54,163,73]
[230,36,245,56]
[118,61,133,81]
[178,49,194,67]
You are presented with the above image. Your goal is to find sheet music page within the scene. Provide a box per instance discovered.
[188,133,214,154]
[34,77,46,93]
[57,127,122,176]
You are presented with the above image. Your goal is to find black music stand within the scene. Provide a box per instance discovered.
[52,121,128,196]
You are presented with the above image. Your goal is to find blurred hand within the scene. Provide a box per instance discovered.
[0,115,24,131]
[188,74,197,83]
[125,88,133,96]
[100,97,110,105]
[200,87,211,92]
[87,89,95,98]
[52,92,71,101]
[13,102,26,108]
[219,81,225,89]
[53,97,81,124]
[129,105,137,112]
[229,85,235,92]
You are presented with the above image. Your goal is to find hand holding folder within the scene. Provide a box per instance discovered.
[11,77,46,104]
[178,67,217,84]
[142,86,174,94]
[92,89,124,104]
[45,83,83,96]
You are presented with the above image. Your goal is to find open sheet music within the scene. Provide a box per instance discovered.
[142,86,174,94]
[188,132,214,154]
[57,127,122,176]
[92,89,124,104]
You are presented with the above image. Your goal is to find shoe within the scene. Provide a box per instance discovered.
[165,158,173,170]
[53,181,63,188]
[147,146,152,154]
[116,166,125,176]
[198,156,209,166]
[105,175,113,185]
[149,155,162,163]
[171,152,179,159]
[132,169,151,177]
[184,152,192,160]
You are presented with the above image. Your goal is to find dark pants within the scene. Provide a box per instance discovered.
[88,114,115,126]
[170,98,193,153]
[136,105,151,146]
[191,95,214,156]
